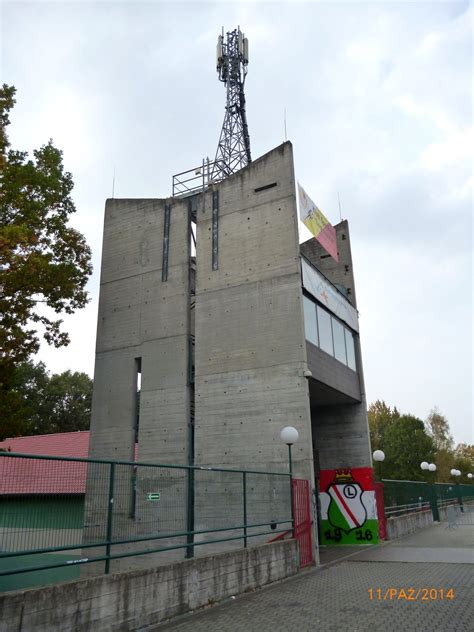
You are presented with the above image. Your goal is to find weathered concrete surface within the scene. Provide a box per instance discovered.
[306,342,361,403]
[386,508,434,540]
[350,521,474,564]
[0,541,298,632]
[300,220,358,308]
[385,502,474,541]
[194,143,313,477]
[84,197,192,573]
[155,560,473,631]
[193,142,314,554]
[304,222,371,471]
[154,517,474,631]
[89,197,191,464]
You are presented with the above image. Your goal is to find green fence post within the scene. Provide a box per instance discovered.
[105,462,116,574]
[456,482,464,513]
[289,445,295,538]
[243,472,248,548]
[430,483,440,522]
[185,467,195,558]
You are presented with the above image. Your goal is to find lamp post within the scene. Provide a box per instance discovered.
[450,469,463,512]
[373,449,385,481]
[421,462,438,519]
[420,461,429,481]
[280,426,299,537]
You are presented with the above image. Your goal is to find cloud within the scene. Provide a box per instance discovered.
[2,1,472,442]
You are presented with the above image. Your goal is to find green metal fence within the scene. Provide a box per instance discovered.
[434,482,474,512]
[0,452,292,591]
[381,479,474,522]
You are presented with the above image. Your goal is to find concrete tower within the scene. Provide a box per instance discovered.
[84,141,374,570]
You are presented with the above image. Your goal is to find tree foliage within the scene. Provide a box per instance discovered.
[368,400,399,450]
[368,400,473,484]
[455,443,474,462]
[369,401,436,481]
[425,407,454,451]
[0,360,92,440]
[0,84,92,393]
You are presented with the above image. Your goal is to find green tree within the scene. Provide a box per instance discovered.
[368,400,400,451]
[0,84,92,396]
[454,443,474,462]
[0,360,92,440]
[425,408,455,482]
[426,407,454,451]
[0,360,49,439]
[42,369,92,434]
[381,414,436,481]
[453,444,474,484]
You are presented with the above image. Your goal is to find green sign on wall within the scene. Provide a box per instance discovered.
[146,492,161,502]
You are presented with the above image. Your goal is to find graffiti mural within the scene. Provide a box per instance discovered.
[319,467,379,545]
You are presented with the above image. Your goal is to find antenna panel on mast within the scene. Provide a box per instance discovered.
[211,26,252,182]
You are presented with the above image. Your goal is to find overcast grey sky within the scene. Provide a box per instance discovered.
[2,1,472,443]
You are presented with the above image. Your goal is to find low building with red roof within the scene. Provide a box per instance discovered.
[0,432,93,592]
[0,431,90,496]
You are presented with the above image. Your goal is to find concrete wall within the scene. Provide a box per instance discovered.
[300,220,357,308]
[0,541,299,632]
[84,197,192,571]
[89,197,191,463]
[386,509,433,540]
[193,143,313,547]
[385,503,472,540]
[303,222,372,471]
[194,143,312,476]
[306,342,361,402]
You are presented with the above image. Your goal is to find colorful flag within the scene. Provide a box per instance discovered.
[298,183,339,262]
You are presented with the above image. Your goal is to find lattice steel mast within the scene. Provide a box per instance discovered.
[212,27,251,181]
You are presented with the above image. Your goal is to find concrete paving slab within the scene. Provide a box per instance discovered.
[348,522,474,564]
[319,545,365,565]
[153,561,474,631]
[349,546,474,564]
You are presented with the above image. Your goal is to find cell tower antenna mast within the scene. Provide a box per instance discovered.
[212,26,251,181]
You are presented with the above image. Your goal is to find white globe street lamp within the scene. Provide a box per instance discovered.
[372,450,385,481]
[468,473,473,479]
[420,462,429,471]
[450,469,457,476]
[428,463,437,472]
[280,427,299,445]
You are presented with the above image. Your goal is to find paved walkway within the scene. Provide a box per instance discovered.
[154,522,474,632]
[352,522,474,564]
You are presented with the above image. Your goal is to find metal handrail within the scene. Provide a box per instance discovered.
[0,451,290,477]
[0,452,294,583]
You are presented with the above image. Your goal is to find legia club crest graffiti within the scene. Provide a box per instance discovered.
[327,470,367,534]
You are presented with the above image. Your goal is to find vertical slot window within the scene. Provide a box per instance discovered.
[303,295,318,346]
[317,305,334,356]
[134,358,142,446]
[130,358,141,519]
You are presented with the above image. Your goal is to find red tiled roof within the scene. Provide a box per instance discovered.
[0,431,90,458]
[0,431,90,495]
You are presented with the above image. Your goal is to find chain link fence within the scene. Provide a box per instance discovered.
[381,479,474,521]
[0,452,292,592]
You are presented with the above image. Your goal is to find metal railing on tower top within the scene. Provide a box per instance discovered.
[172,158,228,198]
